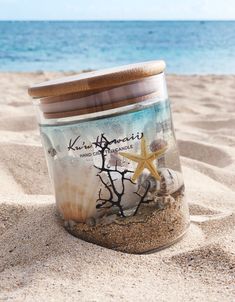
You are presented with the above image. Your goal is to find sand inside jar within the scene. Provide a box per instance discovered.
[65,189,190,254]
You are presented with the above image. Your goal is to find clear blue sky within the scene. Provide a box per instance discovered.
[0,0,234,20]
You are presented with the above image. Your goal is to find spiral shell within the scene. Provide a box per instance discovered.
[158,168,184,195]
[138,168,184,196]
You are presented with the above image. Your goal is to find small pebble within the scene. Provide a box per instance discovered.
[85,217,96,227]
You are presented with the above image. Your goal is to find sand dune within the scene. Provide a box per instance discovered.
[178,139,232,167]
[0,73,234,301]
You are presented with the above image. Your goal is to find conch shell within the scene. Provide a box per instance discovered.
[158,168,184,195]
[138,168,184,196]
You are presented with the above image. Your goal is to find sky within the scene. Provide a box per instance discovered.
[0,0,234,20]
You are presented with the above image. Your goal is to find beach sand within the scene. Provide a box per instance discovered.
[0,72,234,301]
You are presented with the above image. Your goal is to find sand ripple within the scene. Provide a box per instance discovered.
[0,73,234,301]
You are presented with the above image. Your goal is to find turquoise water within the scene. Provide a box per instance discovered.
[1,21,235,73]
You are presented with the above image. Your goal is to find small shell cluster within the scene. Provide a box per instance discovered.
[150,138,167,168]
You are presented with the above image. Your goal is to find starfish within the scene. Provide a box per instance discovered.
[119,137,167,182]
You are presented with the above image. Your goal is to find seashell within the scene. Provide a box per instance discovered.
[51,157,102,222]
[138,173,157,193]
[157,168,184,195]
[138,168,184,196]
[154,195,175,209]
[150,139,167,168]
[150,138,167,152]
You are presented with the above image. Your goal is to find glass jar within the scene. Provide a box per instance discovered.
[29,61,190,253]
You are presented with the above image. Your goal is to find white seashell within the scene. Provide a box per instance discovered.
[138,168,184,196]
[51,157,102,222]
[157,168,184,195]
[138,173,157,193]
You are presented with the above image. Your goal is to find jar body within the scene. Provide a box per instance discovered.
[37,82,190,253]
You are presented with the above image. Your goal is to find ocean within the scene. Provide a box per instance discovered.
[0,21,235,73]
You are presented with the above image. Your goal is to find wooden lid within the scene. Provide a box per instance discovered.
[43,91,160,119]
[28,60,166,98]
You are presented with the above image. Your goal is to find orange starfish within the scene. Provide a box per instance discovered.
[119,137,167,182]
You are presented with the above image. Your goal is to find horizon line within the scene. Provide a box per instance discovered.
[0,19,235,22]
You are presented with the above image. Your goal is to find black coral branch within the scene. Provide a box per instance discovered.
[94,133,153,217]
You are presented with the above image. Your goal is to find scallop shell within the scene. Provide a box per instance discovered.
[51,157,101,222]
